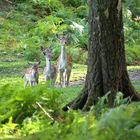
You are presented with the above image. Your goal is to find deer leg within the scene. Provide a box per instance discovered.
[36,78,39,84]
[45,76,47,81]
[35,81,37,86]
[66,69,71,86]
[32,81,36,86]
[53,74,57,86]
[24,81,28,88]
[33,81,36,86]
[51,79,55,87]
[29,81,32,87]
[60,71,63,87]
[63,70,67,87]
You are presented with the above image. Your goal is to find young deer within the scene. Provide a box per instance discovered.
[23,61,41,88]
[57,36,73,87]
[41,46,57,86]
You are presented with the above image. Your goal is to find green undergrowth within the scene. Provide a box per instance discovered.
[0,0,140,65]
[126,45,140,65]
[0,84,81,139]
[0,83,139,140]
[0,1,140,138]
[127,65,140,71]
[135,86,140,92]
[24,102,140,140]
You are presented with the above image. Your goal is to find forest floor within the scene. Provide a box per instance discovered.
[129,70,140,86]
[59,69,140,87]
[0,58,140,88]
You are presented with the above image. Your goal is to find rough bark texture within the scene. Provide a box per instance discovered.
[63,0,140,111]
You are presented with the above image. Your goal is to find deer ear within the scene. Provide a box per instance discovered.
[56,34,63,40]
[41,46,46,55]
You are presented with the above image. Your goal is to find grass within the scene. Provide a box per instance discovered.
[135,86,140,92]
[59,86,83,106]
[127,65,140,71]
[0,58,87,86]
[0,57,140,92]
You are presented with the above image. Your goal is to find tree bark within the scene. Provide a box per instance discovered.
[63,0,140,111]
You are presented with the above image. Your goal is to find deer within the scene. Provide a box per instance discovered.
[22,61,41,88]
[57,36,73,87]
[41,46,57,86]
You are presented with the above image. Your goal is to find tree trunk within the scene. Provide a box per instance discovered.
[63,0,140,111]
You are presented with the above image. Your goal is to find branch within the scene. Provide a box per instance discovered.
[4,0,13,4]
[4,0,16,6]
[36,102,54,121]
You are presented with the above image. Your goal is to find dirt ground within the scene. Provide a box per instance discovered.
[68,70,140,87]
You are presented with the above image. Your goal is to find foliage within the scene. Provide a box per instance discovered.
[0,82,140,140]
[124,0,140,17]
[0,84,62,124]
[23,46,41,61]
[125,44,140,65]
[0,58,140,139]
[0,1,140,139]
[0,0,140,64]
[21,101,140,140]
[123,5,140,45]
[92,102,140,140]
[123,0,140,64]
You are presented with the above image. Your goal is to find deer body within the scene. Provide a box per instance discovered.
[23,61,40,88]
[44,57,57,85]
[57,37,73,87]
[41,47,57,86]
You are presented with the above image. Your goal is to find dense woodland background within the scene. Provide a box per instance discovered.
[0,0,140,140]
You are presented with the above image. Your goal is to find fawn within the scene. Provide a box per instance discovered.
[41,46,57,86]
[23,61,41,88]
[57,36,73,87]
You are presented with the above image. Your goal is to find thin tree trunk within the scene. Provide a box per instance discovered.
[63,0,140,111]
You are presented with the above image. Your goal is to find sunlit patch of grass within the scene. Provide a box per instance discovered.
[1,58,140,89]
[0,60,26,68]
[70,64,87,81]
[132,80,140,85]
[134,86,140,93]
[127,65,140,71]
[59,86,83,106]
[0,77,23,87]
[131,80,140,93]
[53,63,87,83]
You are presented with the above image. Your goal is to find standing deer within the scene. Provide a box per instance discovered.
[23,61,41,88]
[57,36,73,87]
[41,46,57,86]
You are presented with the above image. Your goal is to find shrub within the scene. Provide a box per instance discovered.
[125,44,140,65]
[23,46,41,61]
[0,84,63,125]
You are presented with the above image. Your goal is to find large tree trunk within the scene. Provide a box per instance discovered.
[63,0,140,111]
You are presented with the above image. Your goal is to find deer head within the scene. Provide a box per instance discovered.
[57,36,67,46]
[28,61,41,70]
[23,60,41,88]
[41,46,52,61]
